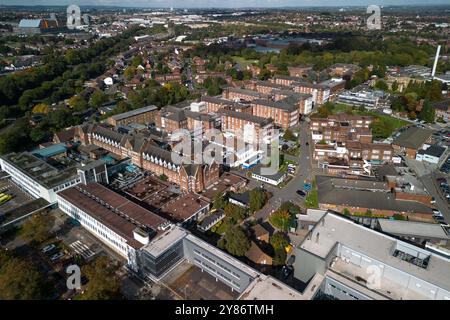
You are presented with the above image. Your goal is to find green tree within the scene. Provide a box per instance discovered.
[279,202,301,216]
[30,125,48,143]
[391,81,399,92]
[418,100,436,123]
[90,90,108,109]
[32,103,50,114]
[68,95,88,112]
[78,256,122,300]
[374,80,388,91]
[273,248,287,266]
[213,193,228,210]
[249,189,267,213]
[258,68,272,81]
[269,209,292,232]
[218,226,250,257]
[21,213,55,244]
[427,80,443,102]
[270,232,289,250]
[0,256,47,299]
[224,203,246,222]
[204,77,227,96]
[124,66,136,81]
[131,55,143,68]
[282,129,296,141]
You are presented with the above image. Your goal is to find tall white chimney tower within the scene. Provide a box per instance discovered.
[431,45,441,78]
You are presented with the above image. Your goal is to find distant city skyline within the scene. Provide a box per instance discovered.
[1,0,450,8]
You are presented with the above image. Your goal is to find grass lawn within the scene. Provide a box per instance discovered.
[231,56,259,67]
[332,103,354,114]
[305,181,319,209]
[365,113,408,140]
[210,220,228,235]
[304,188,319,209]
[332,104,409,140]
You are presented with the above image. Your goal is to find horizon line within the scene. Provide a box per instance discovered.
[1,4,450,9]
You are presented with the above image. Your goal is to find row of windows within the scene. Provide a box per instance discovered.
[53,178,81,192]
[58,199,129,254]
[193,257,241,290]
[3,163,41,195]
[193,249,241,280]
[328,283,360,300]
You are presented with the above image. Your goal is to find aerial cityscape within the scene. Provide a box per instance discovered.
[0,0,450,305]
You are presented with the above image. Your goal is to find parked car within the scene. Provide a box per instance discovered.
[282,265,294,279]
[50,252,65,262]
[41,244,56,254]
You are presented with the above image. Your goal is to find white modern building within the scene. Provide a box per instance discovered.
[293,211,450,300]
[251,167,287,186]
[337,90,386,109]
[0,152,82,203]
[416,145,446,164]
[56,182,171,271]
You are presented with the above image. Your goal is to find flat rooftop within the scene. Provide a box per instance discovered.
[185,234,260,278]
[160,193,210,222]
[1,152,78,189]
[239,275,306,300]
[142,225,186,258]
[298,212,450,294]
[110,105,157,121]
[58,182,168,249]
[378,219,450,240]
[393,127,432,150]
[317,175,434,215]
[329,177,388,191]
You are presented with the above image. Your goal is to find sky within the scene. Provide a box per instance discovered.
[0,0,449,8]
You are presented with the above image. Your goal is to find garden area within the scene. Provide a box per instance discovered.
[268,202,301,232]
[304,180,319,209]
[312,102,409,140]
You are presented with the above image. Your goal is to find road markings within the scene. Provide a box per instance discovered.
[69,240,95,259]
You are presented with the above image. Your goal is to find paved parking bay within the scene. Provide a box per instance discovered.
[0,178,34,214]
[69,240,96,260]
[162,260,239,300]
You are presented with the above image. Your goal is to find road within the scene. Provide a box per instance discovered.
[253,121,314,221]
[402,156,450,224]
[421,172,450,224]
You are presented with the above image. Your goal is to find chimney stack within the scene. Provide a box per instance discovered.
[431,45,441,78]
